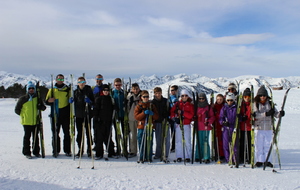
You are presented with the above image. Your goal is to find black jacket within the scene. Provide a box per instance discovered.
[74,85,94,118]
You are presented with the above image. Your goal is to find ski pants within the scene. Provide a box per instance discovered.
[240,130,251,163]
[255,130,272,162]
[175,124,192,159]
[154,122,170,158]
[195,130,211,160]
[95,120,115,157]
[129,120,138,154]
[23,125,40,156]
[222,126,237,162]
[75,117,92,154]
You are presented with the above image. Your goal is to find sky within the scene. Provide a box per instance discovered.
[1,0,300,79]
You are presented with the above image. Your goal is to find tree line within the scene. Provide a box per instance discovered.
[0,83,48,99]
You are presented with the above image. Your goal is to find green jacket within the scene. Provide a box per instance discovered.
[45,84,70,109]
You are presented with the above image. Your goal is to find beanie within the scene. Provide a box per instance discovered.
[257,85,268,96]
[243,88,251,96]
[26,81,36,93]
[180,89,191,98]
[228,82,237,90]
[226,92,235,101]
[102,84,110,90]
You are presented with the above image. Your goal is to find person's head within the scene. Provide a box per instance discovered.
[102,84,110,96]
[56,74,65,85]
[226,92,235,106]
[95,74,103,86]
[26,81,36,95]
[140,90,150,103]
[255,85,268,103]
[198,93,207,102]
[216,94,225,105]
[77,77,86,90]
[131,83,140,95]
[180,89,190,102]
[170,85,178,95]
[243,88,251,103]
[227,82,237,93]
[154,87,162,100]
[114,78,122,90]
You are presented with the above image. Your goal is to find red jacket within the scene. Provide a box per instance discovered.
[240,101,251,131]
[170,99,194,125]
[197,105,215,131]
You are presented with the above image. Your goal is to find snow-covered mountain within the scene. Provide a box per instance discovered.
[1,71,300,95]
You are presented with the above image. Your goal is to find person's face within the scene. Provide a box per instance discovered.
[226,99,234,105]
[243,96,251,102]
[170,88,177,95]
[259,95,267,102]
[216,97,224,104]
[56,76,64,85]
[95,75,103,85]
[132,87,140,95]
[103,88,110,96]
[228,88,236,93]
[28,87,35,94]
[114,82,122,90]
[141,94,149,102]
[198,97,205,102]
[181,94,189,101]
[77,79,86,89]
[154,91,162,100]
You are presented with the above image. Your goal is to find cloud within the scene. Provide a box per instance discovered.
[208,33,275,45]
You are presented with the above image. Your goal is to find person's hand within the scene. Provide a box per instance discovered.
[69,97,74,103]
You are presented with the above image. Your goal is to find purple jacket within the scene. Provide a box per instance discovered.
[219,103,237,128]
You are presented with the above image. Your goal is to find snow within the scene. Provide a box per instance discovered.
[1,89,300,189]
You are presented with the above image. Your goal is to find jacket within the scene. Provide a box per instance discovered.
[127,92,141,121]
[151,96,169,123]
[74,85,94,118]
[170,99,194,125]
[219,103,237,128]
[240,101,252,131]
[45,83,70,109]
[197,105,215,131]
[253,100,279,130]
[94,95,114,121]
[134,101,159,129]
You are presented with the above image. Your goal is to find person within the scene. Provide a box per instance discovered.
[226,83,238,96]
[195,93,215,163]
[15,81,46,159]
[151,87,169,160]
[253,85,284,167]
[170,89,194,163]
[239,88,252,164]
[219,92,237,163]
[112,78,126,156]
[168,85,179,152]
[45,74,71,157]
[127,83,141,157]
[93,84,116,159]
[134,90,159,162]
[213,94,225,161]
[70,77,94,158]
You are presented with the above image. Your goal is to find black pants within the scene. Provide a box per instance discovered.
[95,120,115,157]
[23,125,40,156]
[76,117,92,154]
[239,131,252,163]
[52,106,71,154]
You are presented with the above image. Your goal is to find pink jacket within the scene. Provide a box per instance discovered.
[197,105,215,131]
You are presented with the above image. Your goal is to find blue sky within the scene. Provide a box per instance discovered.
[1,0,300,79]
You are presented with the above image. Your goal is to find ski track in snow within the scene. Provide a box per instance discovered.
[1,89,300,189]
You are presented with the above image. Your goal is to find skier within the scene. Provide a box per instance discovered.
[253,85,285,167]
[151,87,169,160]
[15,81,46,159]
[127,83,141,158]
[170,89,194,163]
[213,94,226,162]
[239,88,252,164]
[134,90,159,162]
[219,92,237,163]
[195,93,215,163]
[93,84,117,159]
[45,74,72,157]
[168,85,179,152]
[70,77,94,158]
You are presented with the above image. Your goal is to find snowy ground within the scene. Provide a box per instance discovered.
[1,89,300,190]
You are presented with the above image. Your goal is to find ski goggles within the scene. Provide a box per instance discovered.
[77,81,86,83]
[57,78,64,81]
[96,78,103,81]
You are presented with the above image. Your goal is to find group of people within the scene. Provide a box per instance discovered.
[15,74,285,168]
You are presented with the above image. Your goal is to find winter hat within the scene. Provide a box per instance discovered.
[26,81,36,93]
[257,85,268,96]
[180,89,191,98]
[228,83,237,90]
[226,92,235,101]
[243,88,251,96]
[102,84,110,91]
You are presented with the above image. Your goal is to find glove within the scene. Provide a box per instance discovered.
[252,112,256,117]
[241,115,248,122]
[69,97,74,103]
[37,104,46,111]
[265,109,275,116]
[144,110,154,115]
[222,121,229,126]
[85,97,91,103]
[280,110,285,117]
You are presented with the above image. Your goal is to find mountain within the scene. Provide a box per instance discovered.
[1,71,299,96]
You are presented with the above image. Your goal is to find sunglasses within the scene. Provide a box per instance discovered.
[142,96,149,98]
[115,84,122,87]
[96,78,103,81]
[77,81,86,83]
[28,87,35,90]
[244,96,250,98]
[227,99,234,102]
[57,78,64,81]
[171,89,176,92]
[260,95,267,97]
[181,95,188,97]
[228,89,235,92]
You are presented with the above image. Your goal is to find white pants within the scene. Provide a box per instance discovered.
[255,130,273,162]
[175,124,192,159]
